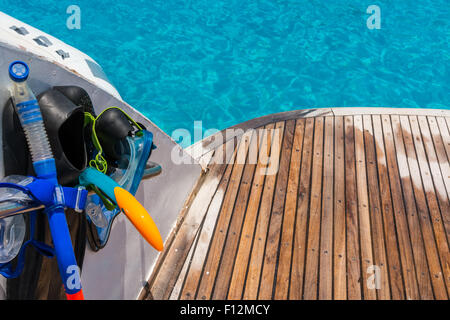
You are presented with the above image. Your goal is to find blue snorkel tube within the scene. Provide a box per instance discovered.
[8,61,85,300]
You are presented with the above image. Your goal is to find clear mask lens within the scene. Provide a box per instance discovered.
[0,215,26,264]
[0,175,34,264]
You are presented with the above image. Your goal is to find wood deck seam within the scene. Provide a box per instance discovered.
[245,122,286,299]
[259,120,295,299]
[274,120,296,299]
[318,116,333,299]
[286,119,307,299]
[180,139,240,300]
[416,116,450,245]
[426,117,450,201]
[303,117,325,299]
[355,115,377,299]
[374,114,406,299]
[299,118,317,299]
[364,115,392,299]
[197,132,255,299]
[228,124,277,299]
[224,131,265,299]
[392,115,435,299]
[409,116,450,250]
[255,124,284,299]
[386,114,421,299]
[407,116,450,296]
[294,119,313,300]
[215,131,261,299]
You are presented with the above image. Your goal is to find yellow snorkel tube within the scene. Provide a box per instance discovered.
[79,168,163,251]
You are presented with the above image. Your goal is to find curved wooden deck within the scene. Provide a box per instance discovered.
[144,108,450,300]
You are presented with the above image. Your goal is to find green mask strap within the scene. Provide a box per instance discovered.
[84,106,144,174]
[84,112,108,173]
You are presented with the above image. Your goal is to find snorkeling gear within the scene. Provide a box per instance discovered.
[0,175,33,265]
[84,106,147,174]
[0,175,86,278]
[37,89,87,186]
[52,86,96,116]
[79,168,163,251]
[0,215,26,264]
[1,61,163,300]
[82,106,162,251]
[109,129,154,194]
[95,107,135,164]
[85,161,162,250]
[0,175,36,219]
[5,61,86,300]
[3,86,92,186]
[2,84,92,277]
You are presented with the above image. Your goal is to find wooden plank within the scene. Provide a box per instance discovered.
[195,130,255,300]
[289,118,315,300]
[362,115,390,299]
[381,114,420,300]
[318,117,334,299]
[417,116,450,239]
[212,130,260,299]
[354,115,376,300]
[372,115,405,299]
[243,122,285,299]
[303,117,325,300]
[436,117,450,161]
[179,144,239,299]
[150,138,238,299]
[399,116,449,299]
[171,225,201,300]
[333,116,347,300]
[227,124,276,299]
[258,119,296,299]
[391,115,434,299]
[427,117,450,200]
[344,116,362,300]
[273,119,305,299]
[409,116,450,295]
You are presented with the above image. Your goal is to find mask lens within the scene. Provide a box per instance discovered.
[0,215,26,264]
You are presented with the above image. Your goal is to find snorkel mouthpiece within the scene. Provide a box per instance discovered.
[79,168,163,251]
[114,187,163,251]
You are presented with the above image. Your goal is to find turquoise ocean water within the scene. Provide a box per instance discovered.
[1,1,449,146]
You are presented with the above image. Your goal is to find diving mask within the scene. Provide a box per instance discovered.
[0,175,33,264]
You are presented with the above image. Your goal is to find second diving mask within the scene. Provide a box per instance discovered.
[82,108,157,250]
[83,107,154,224]
[0,175,34,264]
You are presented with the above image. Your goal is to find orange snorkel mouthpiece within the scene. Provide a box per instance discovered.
[114,187,164,251]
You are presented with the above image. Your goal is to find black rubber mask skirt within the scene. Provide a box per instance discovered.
[2,86,90,186]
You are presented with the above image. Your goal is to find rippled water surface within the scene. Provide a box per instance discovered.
[1,1,449,145]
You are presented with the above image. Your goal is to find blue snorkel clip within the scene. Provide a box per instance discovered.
[0,178,88,213]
